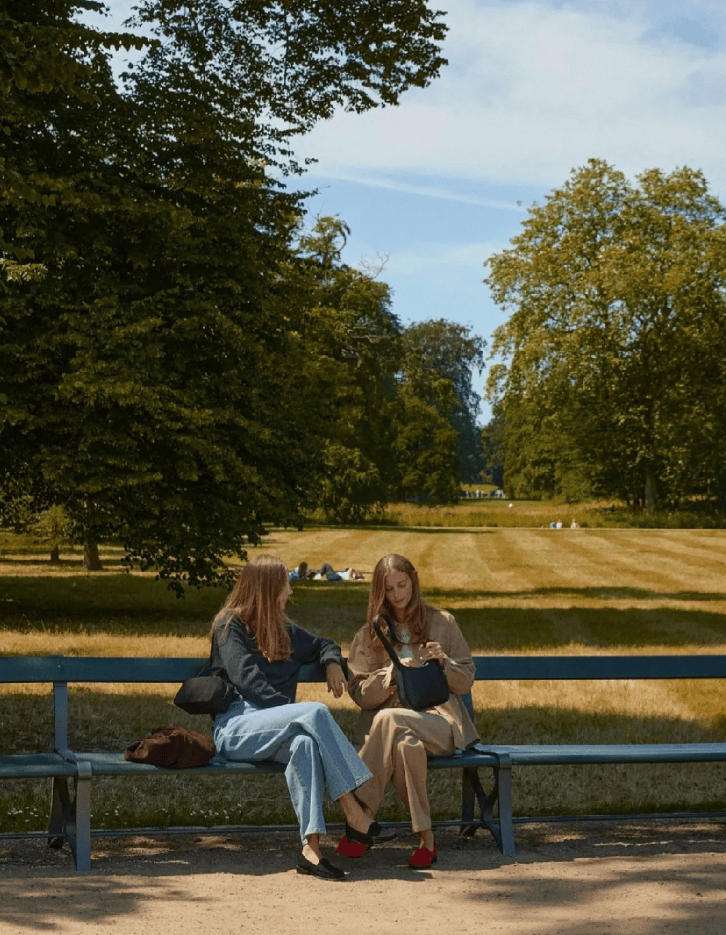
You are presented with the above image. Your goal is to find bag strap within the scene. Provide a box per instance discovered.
[372,613,403,669]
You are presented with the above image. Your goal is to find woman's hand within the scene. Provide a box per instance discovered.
[325,662,348,698]
[421,641,447,666]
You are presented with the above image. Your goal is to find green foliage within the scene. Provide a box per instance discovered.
[0,3,448,589]
[130,0,447,142]
[487,159,726,509]
[480,400,505,487]
[392,392,459,503]
[30,504,70,560]
[293,223,488,517]
[295,216,401,523]
[0,0,146,268]
[393,319,486,502]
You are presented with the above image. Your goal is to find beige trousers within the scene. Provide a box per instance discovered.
[354,707,456,833]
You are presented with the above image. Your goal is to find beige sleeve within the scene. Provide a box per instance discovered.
[347,628,395,710]
[437,611,476,695]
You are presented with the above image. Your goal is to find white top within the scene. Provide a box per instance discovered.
[395,624,415,660]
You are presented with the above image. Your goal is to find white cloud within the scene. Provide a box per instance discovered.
[298,0,726,193]
[310,171,525,210]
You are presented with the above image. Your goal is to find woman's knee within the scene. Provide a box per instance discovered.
[302,700,341,727]
[289,732,317,758]
[371,707,418,733]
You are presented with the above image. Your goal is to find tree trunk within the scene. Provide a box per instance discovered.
[49,544,60,564]
[644,471,656,511]
[83,538,102,571]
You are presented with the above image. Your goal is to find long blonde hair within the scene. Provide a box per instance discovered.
[366,553,429,648]
[211,555,292,662]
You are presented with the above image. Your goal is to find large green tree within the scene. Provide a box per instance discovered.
[295,216,401,523]
[396,320,485,500]
[486,159,726,508]
[0,1,448,585]
[292,227,486,515]
[480,399,505,488]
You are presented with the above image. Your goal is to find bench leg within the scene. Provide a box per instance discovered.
[459,765,515,857]
[47,765,92,872]
[460,765,477,831]
[493,754,515,858]
[71,763,92,872]
[48,777,69,850]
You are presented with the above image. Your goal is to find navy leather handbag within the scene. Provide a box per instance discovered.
[372,613,450,711]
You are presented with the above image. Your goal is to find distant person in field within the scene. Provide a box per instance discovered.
[208,555,392,880]
[313,562,364,581]
[338,553,479,871]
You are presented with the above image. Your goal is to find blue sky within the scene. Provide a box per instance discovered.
[90,1,726,420]
[292,0,726,418]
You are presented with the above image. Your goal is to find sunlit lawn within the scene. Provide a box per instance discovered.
[2,526,726,834]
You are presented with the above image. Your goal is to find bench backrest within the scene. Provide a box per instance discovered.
[4,654,726,752]
[0,656,328,684]
[6,654,726,686]
[0,657,329,751]
[472,655,726,680]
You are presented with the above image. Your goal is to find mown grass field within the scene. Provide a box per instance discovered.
[2,526,726,836]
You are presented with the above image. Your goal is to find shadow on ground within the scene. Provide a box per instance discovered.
[2,821,726,934]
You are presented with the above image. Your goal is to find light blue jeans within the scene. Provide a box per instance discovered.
[213,700,373,844]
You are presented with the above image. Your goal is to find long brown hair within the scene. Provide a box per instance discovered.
[211,555,292,662]
[366,553,429,648]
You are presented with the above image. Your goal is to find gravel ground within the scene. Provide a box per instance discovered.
[2,819,726,935]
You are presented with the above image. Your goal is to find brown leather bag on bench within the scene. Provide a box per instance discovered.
[124,726,216,769]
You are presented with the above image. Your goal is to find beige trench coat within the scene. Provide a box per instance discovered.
[347,606,480,750]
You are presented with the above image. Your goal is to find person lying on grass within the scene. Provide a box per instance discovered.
[209,555,393,881]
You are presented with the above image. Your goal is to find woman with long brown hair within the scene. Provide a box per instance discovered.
[210,555,390,880]
[339,553,479,869]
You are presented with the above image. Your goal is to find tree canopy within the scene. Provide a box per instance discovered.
[294,221,487,518]
[395,320,486,500]
[486,159,726,508]
[0,1,450,588]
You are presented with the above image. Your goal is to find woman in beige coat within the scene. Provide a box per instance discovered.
[339,553,479,869]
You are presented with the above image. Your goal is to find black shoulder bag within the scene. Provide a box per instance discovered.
[173,653,238,716]
[373,613,450,711]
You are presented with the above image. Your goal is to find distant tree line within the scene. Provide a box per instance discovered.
[0,1,486,589]
[485,158,726,510]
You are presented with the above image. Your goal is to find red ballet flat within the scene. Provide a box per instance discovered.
[409,844,437,869]
[336,835,368,858]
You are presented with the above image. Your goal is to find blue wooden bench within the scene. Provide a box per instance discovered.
[2,653,726,870]
[458,655,726,858]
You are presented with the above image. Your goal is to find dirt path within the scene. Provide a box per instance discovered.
[2,821,726,935]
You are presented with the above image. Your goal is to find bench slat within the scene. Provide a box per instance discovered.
[477,743,726,764]
[0,753,77,779]
[75,752,287,776]
[5,654,724,683]
[0,656,64,682]
[473,655,726,680]
[52,657,328,683]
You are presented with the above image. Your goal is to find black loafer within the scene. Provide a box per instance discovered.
[296,855,346,880]
[345,820,397,846]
